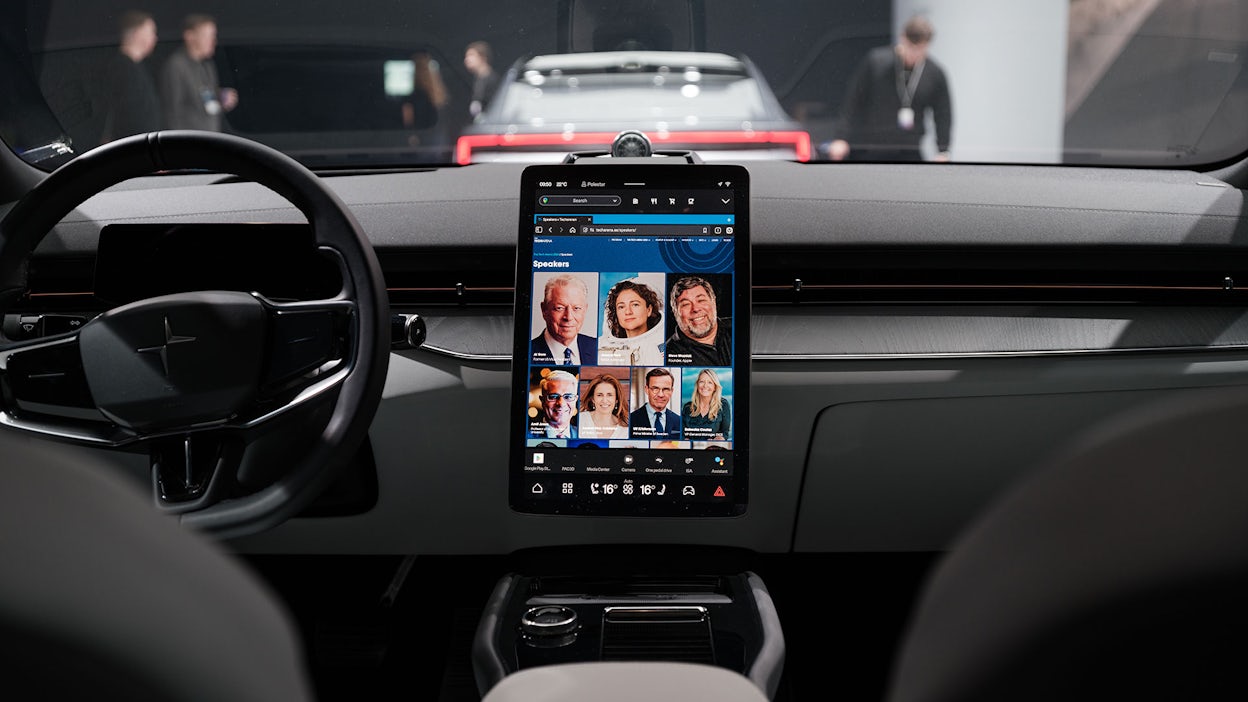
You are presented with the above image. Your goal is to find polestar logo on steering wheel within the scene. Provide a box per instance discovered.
[136,317,197,377]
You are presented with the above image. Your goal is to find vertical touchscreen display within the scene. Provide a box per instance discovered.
[510,163,749,517]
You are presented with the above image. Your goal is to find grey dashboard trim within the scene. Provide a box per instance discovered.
[412,305,1248,361]
[751,344,1248,361]
[418,344,1248,363]
[418,344,509,362]
[30,161,1248,254]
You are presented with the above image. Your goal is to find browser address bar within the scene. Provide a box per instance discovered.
[538,195,622,206]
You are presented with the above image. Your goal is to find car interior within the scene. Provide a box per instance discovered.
[3,1,1248,701]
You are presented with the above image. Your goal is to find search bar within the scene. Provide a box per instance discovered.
[539,195,622,206]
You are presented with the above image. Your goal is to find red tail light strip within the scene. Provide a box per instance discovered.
[455,130,812,164]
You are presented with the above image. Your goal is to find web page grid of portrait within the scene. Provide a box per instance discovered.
[510,165,749,517]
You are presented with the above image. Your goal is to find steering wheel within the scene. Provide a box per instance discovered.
[0,131,390,538]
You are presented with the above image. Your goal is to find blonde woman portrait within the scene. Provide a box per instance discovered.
[681,368,731,441]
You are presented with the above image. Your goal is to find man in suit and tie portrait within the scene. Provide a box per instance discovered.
[532,273,598,366]
[629,367,681,439]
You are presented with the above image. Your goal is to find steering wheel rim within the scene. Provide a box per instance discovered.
[0,131,390,538]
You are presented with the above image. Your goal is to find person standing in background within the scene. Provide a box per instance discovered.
[160,14,238,131]
[464,40,499,121]
[402,51,451,155]
[827,15,952,162]
[100,10,161,142]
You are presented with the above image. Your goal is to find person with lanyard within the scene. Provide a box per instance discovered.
[826,15,952,163]
[160,14,238,132]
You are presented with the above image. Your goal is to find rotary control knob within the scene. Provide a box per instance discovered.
[519,605,579,647]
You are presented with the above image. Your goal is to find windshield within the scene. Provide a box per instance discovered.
[5,0,1248,169]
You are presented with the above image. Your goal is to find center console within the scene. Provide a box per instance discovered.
[478,158,779,697]
[471,556,785,699]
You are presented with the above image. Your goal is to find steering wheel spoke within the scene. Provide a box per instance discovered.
[257,295,356,401]
[0,330,116,438]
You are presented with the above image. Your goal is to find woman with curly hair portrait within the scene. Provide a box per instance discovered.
[597,276,665,366]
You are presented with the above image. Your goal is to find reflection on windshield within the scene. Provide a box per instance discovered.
[5,0,1248,168]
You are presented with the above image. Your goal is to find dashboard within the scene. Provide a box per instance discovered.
[7,158,1248,557]
[7,146,1248,700]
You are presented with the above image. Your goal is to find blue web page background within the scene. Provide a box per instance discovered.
[532,234,734,274]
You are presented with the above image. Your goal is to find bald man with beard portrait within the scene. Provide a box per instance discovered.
[664,275,731,366]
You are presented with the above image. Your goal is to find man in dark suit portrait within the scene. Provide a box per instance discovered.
[629,367,681,439]
[532,273,598,366]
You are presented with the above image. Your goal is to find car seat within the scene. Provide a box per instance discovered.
[0,431,314,701]
[886,386,1248,702]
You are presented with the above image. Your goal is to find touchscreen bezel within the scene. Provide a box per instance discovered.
[509,162,750,517]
